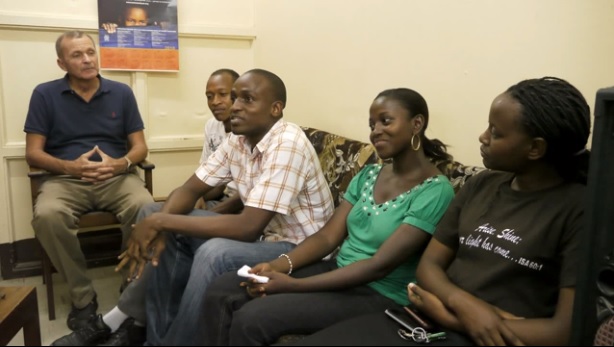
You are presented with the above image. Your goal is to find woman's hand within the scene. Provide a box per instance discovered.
[242,271,296,298]
[409,283,524,345]
[450,292,523,346]
[250,262,273,275]
[408,283,461,330]
[241,262,273,298]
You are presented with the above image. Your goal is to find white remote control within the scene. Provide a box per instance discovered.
[237,265,269,283]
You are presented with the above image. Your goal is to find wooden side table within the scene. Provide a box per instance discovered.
[0,286,41,346]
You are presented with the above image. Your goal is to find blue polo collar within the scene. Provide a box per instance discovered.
[60,74,110,96]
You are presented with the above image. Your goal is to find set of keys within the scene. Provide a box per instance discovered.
[397,327,447,344]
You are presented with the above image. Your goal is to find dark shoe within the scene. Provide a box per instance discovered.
[99,318,147,346]
[51,314,111,346]
[67,295,99,331]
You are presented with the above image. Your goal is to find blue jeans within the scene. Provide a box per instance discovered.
[145,210,296,346]
[116,202,165,324]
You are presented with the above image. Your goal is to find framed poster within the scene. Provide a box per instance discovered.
[97,0,179,71]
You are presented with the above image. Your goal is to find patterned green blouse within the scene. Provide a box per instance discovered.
[336,164,454,305]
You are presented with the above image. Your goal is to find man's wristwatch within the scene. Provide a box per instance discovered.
[124,156,132,172]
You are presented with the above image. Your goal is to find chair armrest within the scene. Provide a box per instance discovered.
[136,160,155,195]
[137,159,155,170]
[28,166,52,179]
[28,166,51,210]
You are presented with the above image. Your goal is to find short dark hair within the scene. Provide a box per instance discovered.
[124,4,148,14]
[244,69,287,107]
[211,69,240,82]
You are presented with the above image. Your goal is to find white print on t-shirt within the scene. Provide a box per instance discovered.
[458,223,543,271]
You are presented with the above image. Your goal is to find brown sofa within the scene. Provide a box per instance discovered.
[301,126,486,200]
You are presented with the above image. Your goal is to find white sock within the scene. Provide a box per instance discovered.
[102,306,130,332]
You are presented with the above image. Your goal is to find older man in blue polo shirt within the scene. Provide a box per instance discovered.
[23,30,153,331]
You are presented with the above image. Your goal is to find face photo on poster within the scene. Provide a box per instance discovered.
[97,0,179,71]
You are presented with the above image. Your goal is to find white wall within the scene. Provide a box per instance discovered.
[1,0,613,247]
[253,0,614,166]
[0,0,255,244]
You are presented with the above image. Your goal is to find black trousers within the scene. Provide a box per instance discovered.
[202,260,399,346]
[285,312,474,346]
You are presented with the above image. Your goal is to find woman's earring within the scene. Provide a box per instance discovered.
[411,134,421,151]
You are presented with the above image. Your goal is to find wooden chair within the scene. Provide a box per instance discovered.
[28,160,155,320]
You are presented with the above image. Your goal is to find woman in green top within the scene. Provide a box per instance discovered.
[200,88,456,346]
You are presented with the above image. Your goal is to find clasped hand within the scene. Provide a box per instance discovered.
[408,283,525,346]
[72,146,125,183]
[116,214,166,281]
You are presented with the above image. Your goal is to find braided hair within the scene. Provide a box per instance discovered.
[375,88,453,164]
[506,77,591,184]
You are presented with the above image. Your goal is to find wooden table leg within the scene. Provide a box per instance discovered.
[22,288,41,346]
[0,286,42,346]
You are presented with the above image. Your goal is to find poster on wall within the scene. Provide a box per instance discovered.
[97,0,179,71]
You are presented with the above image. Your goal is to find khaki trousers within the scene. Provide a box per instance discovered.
[31,173,153,308]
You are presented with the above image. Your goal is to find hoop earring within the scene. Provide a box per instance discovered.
[411,134,421,151]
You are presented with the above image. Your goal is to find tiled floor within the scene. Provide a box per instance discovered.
[2,266,122,346]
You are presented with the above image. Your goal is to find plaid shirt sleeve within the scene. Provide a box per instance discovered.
[195,137,233,187]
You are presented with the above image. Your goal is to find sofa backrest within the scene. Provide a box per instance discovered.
[434,160,487,193]
[302,127,379,207]
[301,126,487,206]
